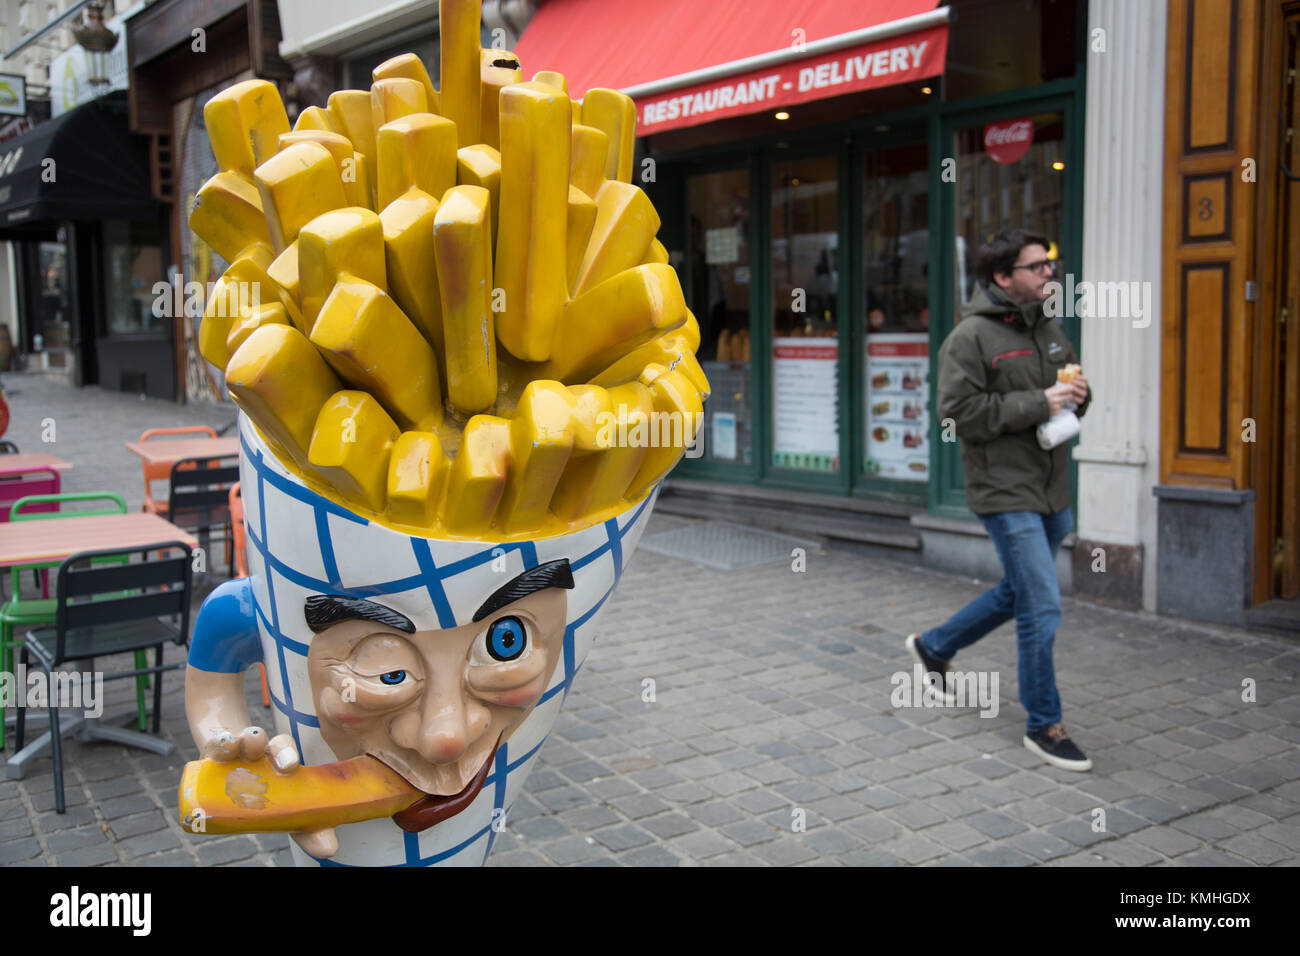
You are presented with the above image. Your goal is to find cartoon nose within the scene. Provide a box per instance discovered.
[406,684,490,765]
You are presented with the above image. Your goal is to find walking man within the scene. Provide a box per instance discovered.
[907,229,1093,771]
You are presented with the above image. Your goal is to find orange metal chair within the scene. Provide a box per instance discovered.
[139,426,219,516]
[230,483,271,709]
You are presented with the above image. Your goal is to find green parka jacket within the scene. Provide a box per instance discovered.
[936,282,1091,516]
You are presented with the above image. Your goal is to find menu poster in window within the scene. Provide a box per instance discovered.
[772,338,838,472]
[705,226,740,264]
[864,333,929,481]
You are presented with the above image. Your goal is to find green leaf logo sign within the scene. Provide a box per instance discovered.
[0,83,16,107]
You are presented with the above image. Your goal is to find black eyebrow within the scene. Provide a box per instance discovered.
[473,558,574,622]
[305,595,416,634]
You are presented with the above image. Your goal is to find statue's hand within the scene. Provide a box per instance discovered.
[200,726,300,769]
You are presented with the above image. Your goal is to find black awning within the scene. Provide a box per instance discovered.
[0,90,158,239]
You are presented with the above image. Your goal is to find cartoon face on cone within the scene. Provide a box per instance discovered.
[203,415,657,867]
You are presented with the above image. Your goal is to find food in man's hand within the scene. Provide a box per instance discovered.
[1057,362,1082,384]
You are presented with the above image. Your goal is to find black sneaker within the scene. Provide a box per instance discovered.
[905,633,956,705]
[1023,724,1092,772]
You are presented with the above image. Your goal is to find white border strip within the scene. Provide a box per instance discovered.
[621,6,950,99]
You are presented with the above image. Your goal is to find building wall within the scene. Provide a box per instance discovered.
[1074,0,1167,612]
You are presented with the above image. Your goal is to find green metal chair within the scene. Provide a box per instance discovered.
[0,492,151,747]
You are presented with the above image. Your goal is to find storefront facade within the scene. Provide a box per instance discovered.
[124,0,292,402]
[515,0,1096,581]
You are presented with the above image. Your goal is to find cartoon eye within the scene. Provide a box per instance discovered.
[485,616,527,662]
[380,670,407,685]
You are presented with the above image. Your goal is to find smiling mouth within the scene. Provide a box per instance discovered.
[384,735,503,833]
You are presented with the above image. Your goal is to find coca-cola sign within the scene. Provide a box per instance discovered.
[983,118,1034,164]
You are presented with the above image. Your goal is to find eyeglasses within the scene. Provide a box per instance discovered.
[1012,259,1056,276]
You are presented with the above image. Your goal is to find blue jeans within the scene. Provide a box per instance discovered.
[920,508,1073,732]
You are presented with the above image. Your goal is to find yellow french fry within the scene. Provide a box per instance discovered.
[569,124,609,203]
[551,382,653,518]
[373,53,439,114]
[297,207,386,332]
[254,142,348,253]
[225,324,343,470]
[379,187,443,354]
[189,171,273,264]
[498,381,575,532]
[571,180,659,296]
[439,0,482,146]
[434,185,497,415]
[371,77,429,130]
[327,90,377,159]
[310,275,443,431]
[545,263,687,383]
[441,414,511,535]
[386,431,448,528]
[204,80,290,177]
[642,238,669,265]
[375,113,458,212]
[588,331,711,400]
[266,241,305,333]
[278,130,368,209]
[456,144,501,250]
[199,272,257,370]
[581,88,637,183]
[625,364,704,499]
[532,70,567,92]
[566,185,596,292]
[178,755,418,835]
[495,81,571,362]
[293,106,340,134]
[479,48,521,150]
[226,301,289,356]
[308,391,401,511]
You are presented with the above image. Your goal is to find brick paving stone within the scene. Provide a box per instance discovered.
[1046,819,1112,848]
[754,839,819,866]
[685,802,744,827]
[1120,795,1185,825]
[1006,830,1074,861]
[719,820,781,847]
[556,805,620,831]
[1095,840,1168,866]
[927,820,988,852]
[0,838,42,864]
[1214,833,1293,865]
[608,792,671,820]
[883,801,947,830]
[196,837,260,866]
[666,829,735,860]
[731,789,787,815]
[1177,848,1254,866]
[838,849,907,866]
[46,827,108,853]
[591,824,655,852]
[119,829,184,859]
[1170,812,1240,842]
[877,833,947,864]
[640,813,699,839]
[539,836,609,865]
[1131,826,1203,857]
[966,811,1029,839]
[621,845,681,866]
[57,844,120,866]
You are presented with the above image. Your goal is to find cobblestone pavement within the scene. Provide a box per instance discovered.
[0,372,1297,867]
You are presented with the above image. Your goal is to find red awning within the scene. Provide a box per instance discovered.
[513,0,949,135]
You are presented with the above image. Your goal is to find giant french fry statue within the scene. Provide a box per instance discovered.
[180,0,708,866]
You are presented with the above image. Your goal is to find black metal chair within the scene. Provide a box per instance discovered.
[167,455,239,578]
[18,542,193,813]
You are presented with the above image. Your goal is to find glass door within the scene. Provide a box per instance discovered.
[857,141,932,491]
[767,153,843,480]
[682,166,754,472]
